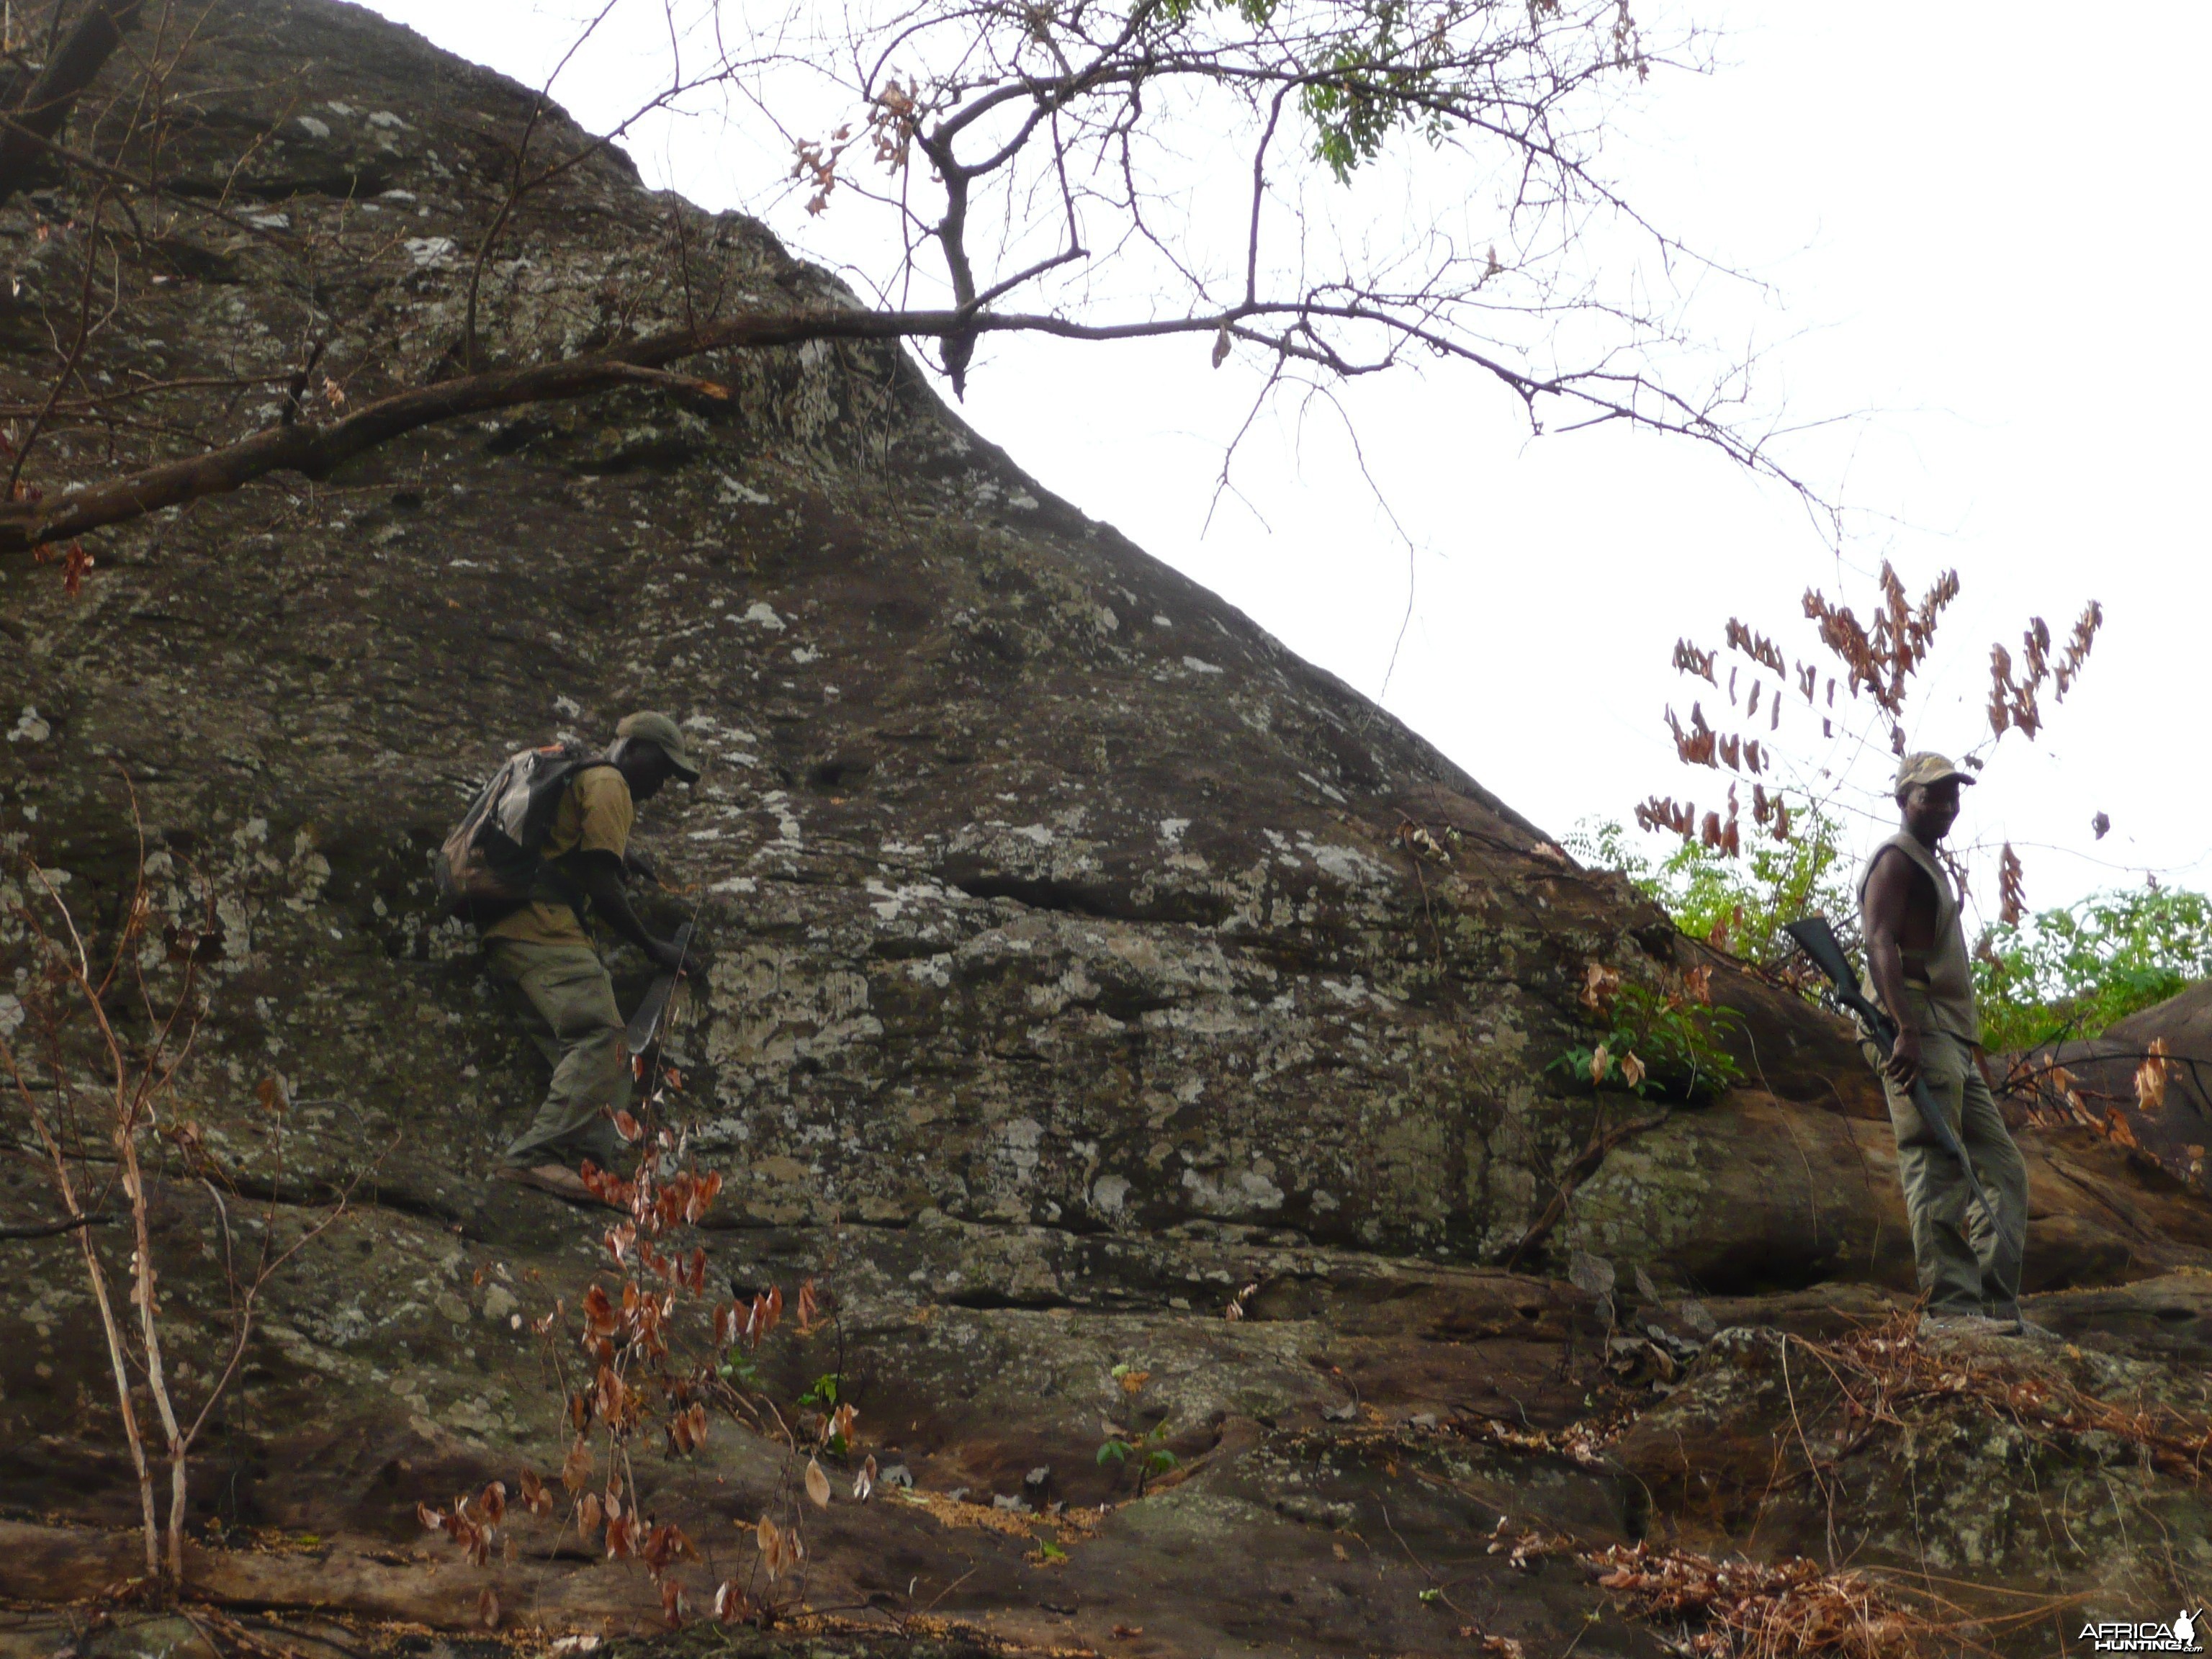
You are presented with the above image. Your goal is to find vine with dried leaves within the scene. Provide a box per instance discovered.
[1635,560,2102,955]
[413,1056,875,1629]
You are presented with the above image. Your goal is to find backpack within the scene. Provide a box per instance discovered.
[432,740,618,921]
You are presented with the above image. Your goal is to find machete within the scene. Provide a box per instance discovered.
[1785,914,2021,1255]
[624,922,693,1059]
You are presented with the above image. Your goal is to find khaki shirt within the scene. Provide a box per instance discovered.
[482,765,634,946]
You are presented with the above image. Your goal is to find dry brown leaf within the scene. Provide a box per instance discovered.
[805,1456,832,1509]
[1580,962,1621,1010]
[1998,842,2026,926]
[2137,1057,2170,1112]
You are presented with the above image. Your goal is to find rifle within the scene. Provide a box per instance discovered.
[1784,914,2020,1255]
[625,921,693,1061]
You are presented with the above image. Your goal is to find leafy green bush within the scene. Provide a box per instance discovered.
[1568,811,1856,968]
[1550,963,1743,1102]
[1975,887,2212,1051]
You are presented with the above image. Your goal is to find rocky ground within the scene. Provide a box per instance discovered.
[1,2,2208,1654]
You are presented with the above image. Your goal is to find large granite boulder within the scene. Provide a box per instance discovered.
[1,4,2208,1653]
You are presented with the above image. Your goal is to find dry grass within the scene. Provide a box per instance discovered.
[1586,1543,1930,1658]
[1471,1312,2195,1657]
[1793,1313,2212,1485]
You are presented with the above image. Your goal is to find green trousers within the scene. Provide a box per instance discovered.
[485,938,630,1171]
[1881,1012,2028,1317]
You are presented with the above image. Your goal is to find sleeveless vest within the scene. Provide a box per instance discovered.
[1857,830,1980,1043]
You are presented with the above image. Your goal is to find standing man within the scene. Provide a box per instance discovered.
[1859,752,2033,1337]
[486,711,698,1201]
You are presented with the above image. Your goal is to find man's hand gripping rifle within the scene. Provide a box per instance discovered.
[1784,915,2020,1256]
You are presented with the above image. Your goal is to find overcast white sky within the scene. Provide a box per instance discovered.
[359,0,2211,925]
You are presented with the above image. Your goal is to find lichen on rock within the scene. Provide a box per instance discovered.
[0,2,2208,1652]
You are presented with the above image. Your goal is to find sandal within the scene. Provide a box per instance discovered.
[493,1162,608,1205]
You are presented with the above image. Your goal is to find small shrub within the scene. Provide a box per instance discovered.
[1552,961,1742,1102]
[1568,811,1856,971]
[1976,886,2212,1050]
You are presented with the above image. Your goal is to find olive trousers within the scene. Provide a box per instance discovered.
[485,938,630,1172]
[1881,1011,2029,1318]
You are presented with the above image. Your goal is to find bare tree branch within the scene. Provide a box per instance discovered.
[0,0,142,204]
[0,0,1829,570]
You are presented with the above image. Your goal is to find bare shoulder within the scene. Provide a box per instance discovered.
[1865,842,1933,912]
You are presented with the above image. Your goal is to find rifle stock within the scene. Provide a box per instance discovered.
[1784,917,1894,1041]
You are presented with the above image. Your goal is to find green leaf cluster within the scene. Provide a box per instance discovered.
[1571,817,2212,1056]
[1550,974,1742,1102]
[1139,0,1560,185]
[1097,1362,1179,1488]
[1568,810,1855,968]
[1094,1437,1179,1476]
[1975,887,2212,1051]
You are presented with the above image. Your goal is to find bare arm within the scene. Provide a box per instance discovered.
[564,852,684,971]
[1861,848,1925,1085]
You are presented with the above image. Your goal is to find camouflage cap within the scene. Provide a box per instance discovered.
[1894,751,1975,792]
[616,711,701,781]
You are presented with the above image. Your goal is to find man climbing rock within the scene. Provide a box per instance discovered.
[483,711,698,1202]
[1859,752,2033,1337]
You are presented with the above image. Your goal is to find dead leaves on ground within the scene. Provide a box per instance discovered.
[1479,1414,1622,1470]
[1804,1314,2212,1486]
[1488,1514,1577,1570]
[1475,1514,1950,1658]
[1590,1542,1928,1659]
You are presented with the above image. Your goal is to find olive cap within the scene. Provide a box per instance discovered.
[616,710,701,781]
[1894,752,1975,792]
